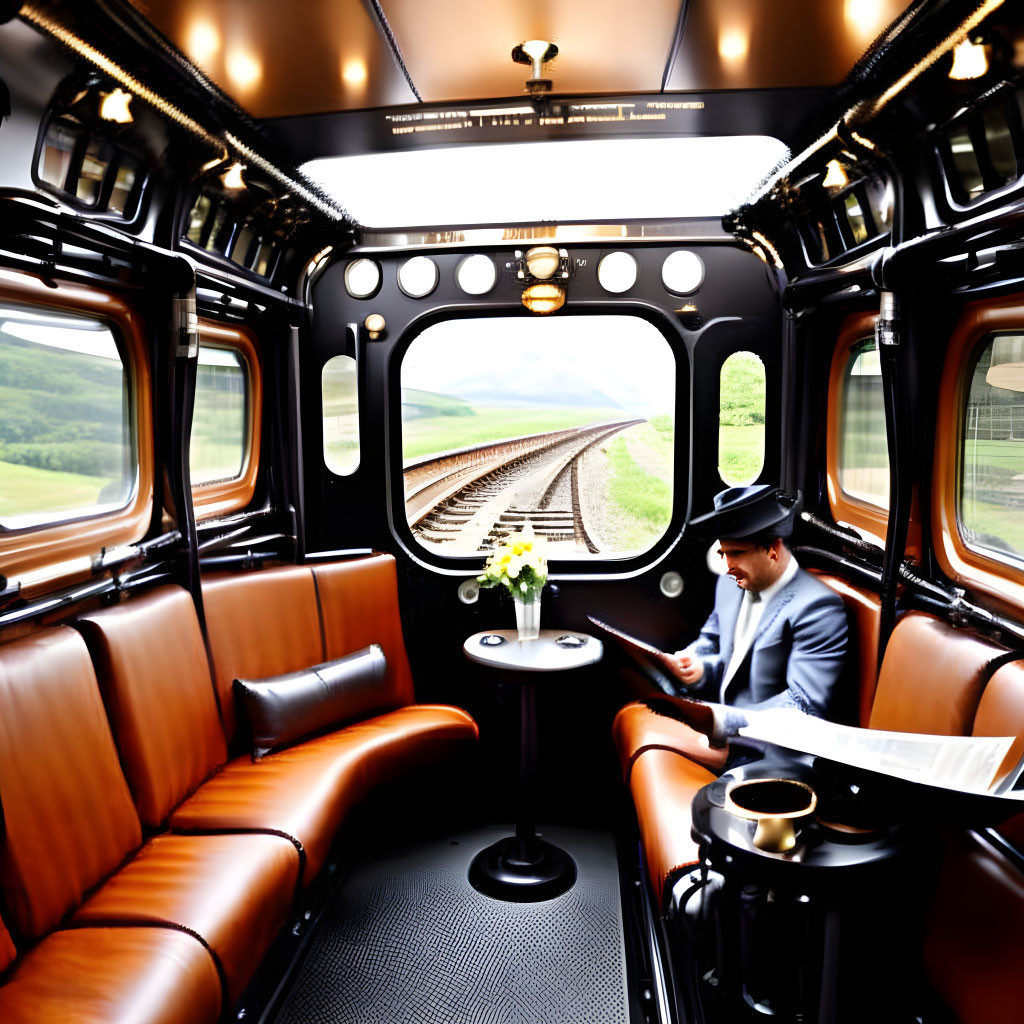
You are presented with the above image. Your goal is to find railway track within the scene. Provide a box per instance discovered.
[405,419,643,555]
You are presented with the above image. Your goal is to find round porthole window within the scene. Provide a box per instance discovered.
[597,251,638,294]
[456,254,496,295]
[662,250,705,294]
[344,258,381,299]
[398,256,439,298]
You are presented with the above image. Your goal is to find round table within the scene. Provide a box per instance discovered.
[463,628,603,902]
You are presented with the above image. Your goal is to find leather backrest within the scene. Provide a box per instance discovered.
[313,556,415,709]
[972,660,1024,787]
[869,612,1006,735]
[202,566,324,743]
[811,573,881,726]
[0,910,15,972]
[0,628,141,939]
[78,587,228,828]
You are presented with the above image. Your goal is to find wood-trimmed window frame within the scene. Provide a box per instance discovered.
[934,293,1024,613]
[190,321,262,520]
[0,269,154,581]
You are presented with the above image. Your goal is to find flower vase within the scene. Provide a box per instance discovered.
[513,591,541,641]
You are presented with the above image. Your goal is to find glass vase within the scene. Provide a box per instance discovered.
[513,591,541,641]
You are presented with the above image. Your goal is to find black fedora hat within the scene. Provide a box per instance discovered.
[689,485,803,540]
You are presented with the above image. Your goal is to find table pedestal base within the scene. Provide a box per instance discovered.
[468,835,577,903]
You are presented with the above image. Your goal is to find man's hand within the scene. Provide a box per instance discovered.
[668,653,704,686]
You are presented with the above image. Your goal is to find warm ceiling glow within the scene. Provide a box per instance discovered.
[186,21,221,62]
[823,159,849,189]
[522,283,565,315]
[221,162,246,190]
[844,0,885,38]
[342,59,367,85]
[718,29,749,63]
[226,50,262,89]
[949,38,989,80]
[100,88,133,123]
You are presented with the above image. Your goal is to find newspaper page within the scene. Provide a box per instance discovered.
[738,709,1020,797]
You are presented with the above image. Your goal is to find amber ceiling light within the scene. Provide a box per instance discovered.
[512,39,558,95]
[522,283,565,314]
[524,245,561,280]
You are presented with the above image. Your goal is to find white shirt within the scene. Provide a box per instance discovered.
[719,554,799,701]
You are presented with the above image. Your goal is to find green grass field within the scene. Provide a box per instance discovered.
[402,406,625,460]
[604,428,673,550]
[719,424,765,485]
[0,459,111,518]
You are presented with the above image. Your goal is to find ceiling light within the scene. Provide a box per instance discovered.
[512,39,558,94]
[226,50,262,89]
[100,88,133,123]
[949,38,989,80]
[718,29,749,62]
[221,162,246,189]
[822,159,849,189]
[525,246,561,280]
[187,21,221,62]
[844,0,884,37]
[522,283,565,315]
[342,59,367,85]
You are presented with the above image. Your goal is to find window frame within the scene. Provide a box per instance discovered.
[190,322,262,520]
[934,293,1024,611]
[826,310,890,543]
[386,304,687,577]
[0,269,153,580]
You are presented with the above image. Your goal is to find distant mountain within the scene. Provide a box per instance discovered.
[401,388,475,419]
[440,371,625,410]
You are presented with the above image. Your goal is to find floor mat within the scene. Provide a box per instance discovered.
[270,824,629,1024]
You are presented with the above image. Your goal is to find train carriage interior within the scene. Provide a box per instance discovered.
[3,0,1024,1022]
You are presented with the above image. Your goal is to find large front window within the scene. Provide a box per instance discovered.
[400,315,676,560]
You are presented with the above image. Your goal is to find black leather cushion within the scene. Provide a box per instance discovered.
[234,645,389,759]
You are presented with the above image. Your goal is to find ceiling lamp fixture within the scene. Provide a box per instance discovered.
[221,161,246,189]
[949,37,989,80]
[522,282,565,315]
[99,88,133,123]
[524,245,563,280]
[822,159,849,190]
[512,39,558,94]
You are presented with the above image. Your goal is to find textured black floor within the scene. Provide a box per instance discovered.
[271,825,629,1024]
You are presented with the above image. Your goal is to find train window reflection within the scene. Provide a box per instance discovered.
[948,124,985,201]
[718,352,765,486]
[982,105,1018,186]
[0,305,134,529]
[839,339,889,508]
[37,121,78,190]
[401,316,675,560]
[323,355,360,475]
[190,346,247,485]
[961,333,1024,565]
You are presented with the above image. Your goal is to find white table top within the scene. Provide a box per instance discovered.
[463,629,603,672]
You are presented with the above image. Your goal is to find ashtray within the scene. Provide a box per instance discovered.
[479,634,506,646]
[555,635,586,648]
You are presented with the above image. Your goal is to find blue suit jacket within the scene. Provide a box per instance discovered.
[679,567,848,718]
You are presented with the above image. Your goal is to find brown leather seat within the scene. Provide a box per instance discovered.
[0,927,222,1024]
[811,572,881,725]
[629,749,718,911]
[612,700,728,780]
[82,564,478,885]
[868,611,1007,734]
[0,627,299,1008]
[170,703,479,883]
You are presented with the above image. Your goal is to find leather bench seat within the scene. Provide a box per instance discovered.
[0,628,297,1018]
[0,926,223,1024]
[80,557,478,887]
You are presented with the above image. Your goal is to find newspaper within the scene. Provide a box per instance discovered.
[738,708,1022,797]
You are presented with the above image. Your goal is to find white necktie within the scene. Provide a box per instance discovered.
[721,590,761,700]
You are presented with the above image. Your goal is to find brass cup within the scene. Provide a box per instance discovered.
[724,778,818,853]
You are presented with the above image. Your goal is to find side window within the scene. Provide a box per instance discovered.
[323,354,360,476]
[839,338,889,509]
[718,351,765,486]
[398,315,675,561]
[0,303,134,528]
[960,332,1024,565]
[191,346,247,485]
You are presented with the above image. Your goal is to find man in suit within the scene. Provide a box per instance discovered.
[668,484,849,746]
